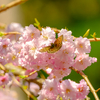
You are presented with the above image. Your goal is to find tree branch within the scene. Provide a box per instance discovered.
[12,75,35,99]
[0,0,28,13]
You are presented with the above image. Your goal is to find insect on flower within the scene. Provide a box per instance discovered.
[39,35,63,53]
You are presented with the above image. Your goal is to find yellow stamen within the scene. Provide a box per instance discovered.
[43,36,48,40]
[31,33,34,38]
[3,44,7,48]
[66,89,70,93]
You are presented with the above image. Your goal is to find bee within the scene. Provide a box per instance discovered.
[39,35,63,53]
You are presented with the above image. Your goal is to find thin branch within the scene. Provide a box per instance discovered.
[95,88,100,93]
[89,38,100,42]
[70,67,100,100]
[25,70,37,78]
[4,32,21,35]
[51,28,100,42]
[4,31,100,42]
[0,0,28,13]
[12,75,35,99]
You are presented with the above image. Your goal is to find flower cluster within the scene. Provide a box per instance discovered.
[0,23,97,100]
[38,79,89,100]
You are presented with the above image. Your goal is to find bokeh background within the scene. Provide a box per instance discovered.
[0,0,100,99]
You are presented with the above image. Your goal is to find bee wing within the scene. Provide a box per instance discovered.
[47,35,63,53]
[54,35,63,48]
[39,35,63,53]
[47,46,59,53]
[39,46,51,52]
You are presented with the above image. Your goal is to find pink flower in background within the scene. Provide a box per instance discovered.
[58,29,73,42]
[39,27,56,46]
[73,54,92,71]
[0,73,10,86]
[74,36,91,54]
[0,38,12,56]
[20,24,40,42]
[30,82,40,96]
[50,68,71,80]
[5,23,24,43]
[6,23,24,33]
[38,79,59,100]
[59,79,77,100]
[0,89,18,100]
[76,79,89,99]
[0,57,7,65]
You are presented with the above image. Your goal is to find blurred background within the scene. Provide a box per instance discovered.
[0,0,100,99]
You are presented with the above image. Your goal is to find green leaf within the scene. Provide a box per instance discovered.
[19,75,26,79]
[0,32,4,37]
[91,32,96,38]
[83,29,90,38]
[34,18,42,30]
[34,18,40,26]
[5,63,26,75]
[56,33,58,39]
[29,96,37,100]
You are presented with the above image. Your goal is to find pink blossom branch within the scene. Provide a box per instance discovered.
[0,64,35,99]
[0,0,28,13]
[4,31,100,42]
[2,27,100,42]
[51,28,100,42]
[70,67,99,100]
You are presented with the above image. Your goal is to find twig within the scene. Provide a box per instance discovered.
[0,0,28,13]
[4,32,21,35]
[89,38,100,42]
[70,67,100,100]
[51,28,100,42]
[0,64,6,71]
[25,70,37,78]
[12,75,35,99]
[95,88,100,93]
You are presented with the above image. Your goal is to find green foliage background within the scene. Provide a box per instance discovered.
[20,0,100,99]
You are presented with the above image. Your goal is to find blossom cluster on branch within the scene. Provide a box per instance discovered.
[0,22,98,100]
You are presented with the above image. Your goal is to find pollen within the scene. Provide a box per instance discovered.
[12,55,16,60]
[60,71,63,75]
[1,77,6,82]
[79,59,83,65]
[31,33,35,38]
[31,47,36,51]
[66,88,70,93]
[79,87,83,92]
[64,38,67,41]
[63,50,68,54]
[50,87,53,91]
[43,35,48,40]
[37,65,40,69]
[3,44,7,48]
[79,44,83,48]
